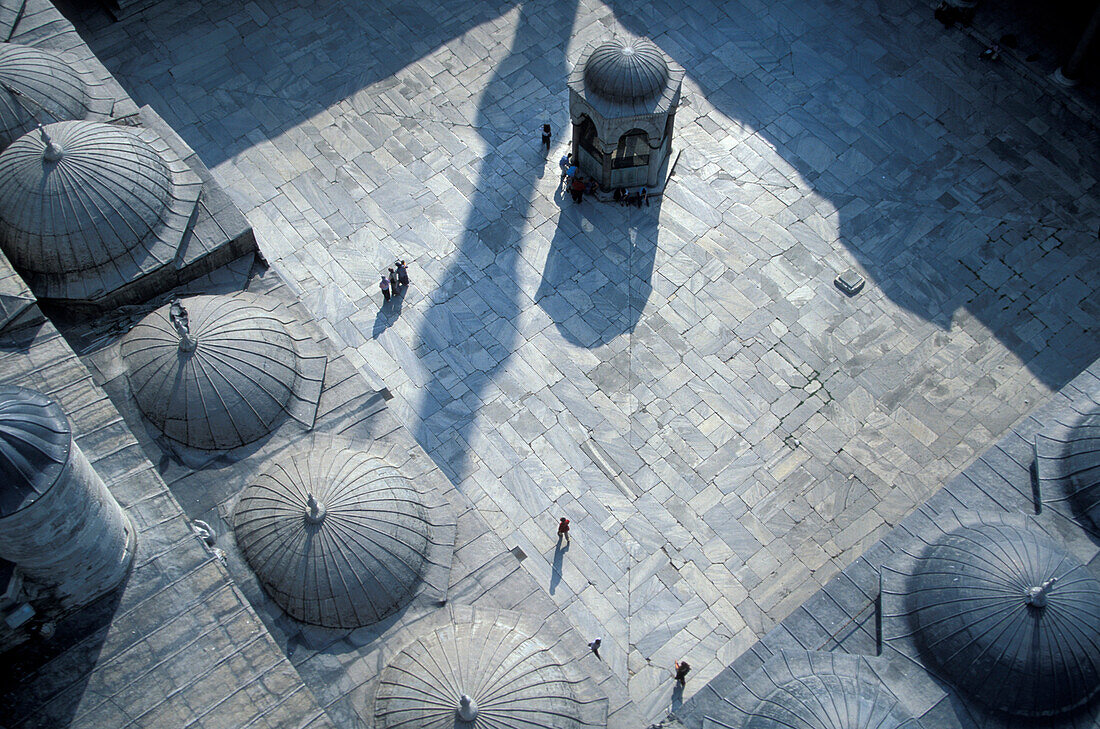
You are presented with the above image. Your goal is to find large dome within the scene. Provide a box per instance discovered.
[584,37,669,102]
[0,385,69,517]
[0,120,198,301]
[1036,406,1100,529]
[121,295,309,450]
[374,610,604,728]
[0,44,89,150]
[906,522,1100,716]
[233,445,432,628]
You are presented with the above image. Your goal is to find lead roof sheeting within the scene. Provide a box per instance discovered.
[233,441,433,629]
[374,605,608,728]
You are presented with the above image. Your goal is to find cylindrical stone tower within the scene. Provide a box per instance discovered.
[0,384,134,608]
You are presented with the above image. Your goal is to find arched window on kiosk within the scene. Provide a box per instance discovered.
[612,129,650,169]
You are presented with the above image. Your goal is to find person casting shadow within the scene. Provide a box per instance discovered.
[372,291,404,338]
[549,539,569,595]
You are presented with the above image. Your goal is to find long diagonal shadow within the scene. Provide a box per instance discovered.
[413,0,580,483]
[537,199,662,348]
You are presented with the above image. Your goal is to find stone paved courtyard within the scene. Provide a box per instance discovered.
[68,0,1100,723]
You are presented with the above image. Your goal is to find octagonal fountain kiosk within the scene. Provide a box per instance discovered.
[568,36,684,195]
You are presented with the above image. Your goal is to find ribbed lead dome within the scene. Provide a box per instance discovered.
[121,295,305,450]
[744,672,916,729]
[0,385,70,517]
[907,523,1100,716]
[375,612,602,728]
[1036,407,1100,529]
[584,38,669,102]
[0,120,196,301]
[0,44,89,150]
[233,445,431,628]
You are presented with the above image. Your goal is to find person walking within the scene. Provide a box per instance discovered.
[674,660,691,687]
[396,259,409,287]
[557,517,570,542]
[380,274,391,302]
[541,123,552,151]
[588,638,601,659]
[388,267,399,293]
[639,186,649,207]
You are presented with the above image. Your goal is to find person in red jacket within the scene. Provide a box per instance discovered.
[557,517,570,542]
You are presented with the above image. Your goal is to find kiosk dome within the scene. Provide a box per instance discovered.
[584,38,669,102]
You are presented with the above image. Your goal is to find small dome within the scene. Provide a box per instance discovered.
[0,120,185,299]
[907,523,1100,716]
[0,385,69,517]
[0,44,89,150]
[1036,407,1100,528]
[584,38,669,102]
[375,613,598,728]
[121,295,303,450]
[744,673,915,729]
[233,445,431,628]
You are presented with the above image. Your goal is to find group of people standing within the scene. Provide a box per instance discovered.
[614,186,649,207]
[380,260,410,301]
[559,154,600,203]
[558,153,602,203]
[557,152,651,207]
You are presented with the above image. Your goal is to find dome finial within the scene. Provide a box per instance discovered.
[1026,576,1058,607]
[457,694,478,721]
[304,493,326,524]
[169,298,197,352]
[39,125,63,162]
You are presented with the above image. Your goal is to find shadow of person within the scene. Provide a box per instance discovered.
[537,197,661,348]
[671,681,684,712]
[549,538,570,595]
[372,291,405,338]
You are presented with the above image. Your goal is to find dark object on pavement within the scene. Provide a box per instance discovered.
[835,268,865,296]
